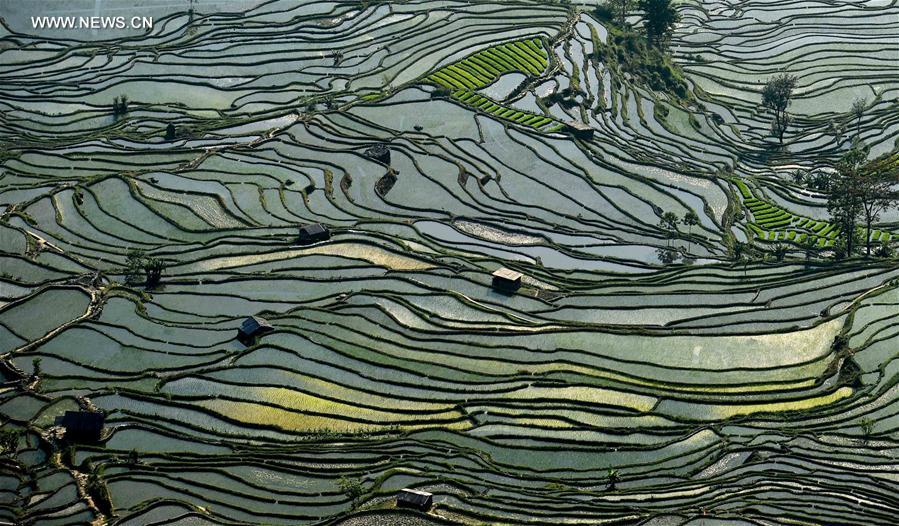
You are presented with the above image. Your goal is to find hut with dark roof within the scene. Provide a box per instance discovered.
[237,316,274,344]
[563,120,594,140]
[298,223,330,245]
[61,411,105,442]
[396,488,433,511]
[492,268,522,292]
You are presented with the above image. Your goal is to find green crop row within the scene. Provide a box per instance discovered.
[426,38,548,90]
[454,89,555,129]
[420,37,556,132]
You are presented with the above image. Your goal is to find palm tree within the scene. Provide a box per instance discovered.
[682,211,699,250]
[659,211,679,247]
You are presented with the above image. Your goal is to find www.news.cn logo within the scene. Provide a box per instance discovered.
[31,16,153,30]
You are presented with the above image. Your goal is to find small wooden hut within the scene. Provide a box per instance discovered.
[61,411,105,442]
[298,223,330,244]
[237,316,274,344]
[492,268,522,292]
[396,488,433,511]
[563,120,594,140]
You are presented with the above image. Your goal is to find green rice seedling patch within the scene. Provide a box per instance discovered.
[736,180,896,247]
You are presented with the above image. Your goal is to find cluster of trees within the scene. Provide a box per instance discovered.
[660,149,896,266]
[764,149,896,262]
[656,210,701,263]
[790,168,831,192]
[112,95,129,118]
[762,73,868,147]
[827,147,899,257]
[602,0,680,47]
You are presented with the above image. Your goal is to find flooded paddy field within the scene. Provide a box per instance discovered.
[1,0,898,524]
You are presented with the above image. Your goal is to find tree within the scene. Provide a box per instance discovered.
[827,153,863,257]
[732,241,746,262]
[800,235,818,266]
[113,95,129,118]
[656,246,680,264]
[851,152,899,256]
[682,211,699,233]
[659,211,679,246]
[606,0,632,26]
[607,468,620,490]
[807,170,830,192]
[638,0,679,47]
[144,257,164,289]
[732,241,752,277]
[682,210,699,250]
[125,249,145,285]
[858,175,894,257]
[761,73,798,144]
[859,418,874,440]
[772,243,788,262]
[851,97,866,140]
[165,123,177,141]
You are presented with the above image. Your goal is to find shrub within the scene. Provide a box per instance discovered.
[859,418,874,438]
[86,471,113,515]
[0,429,19,455]
[338,476,364,508]
[772,244,788,262]
[875,242,894,258]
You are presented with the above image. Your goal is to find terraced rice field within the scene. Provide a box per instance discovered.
[1,0,898,525]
